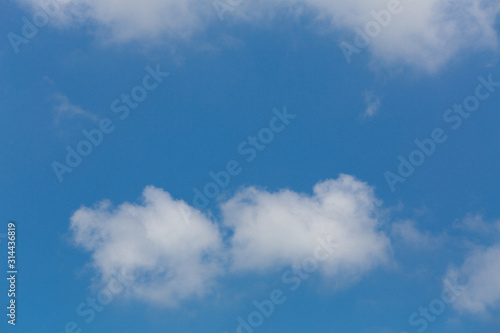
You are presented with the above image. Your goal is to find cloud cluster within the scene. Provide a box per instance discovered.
[70,175,391,305]
[20,0,500,71]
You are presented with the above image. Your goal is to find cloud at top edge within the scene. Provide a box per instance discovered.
[18,0,500,72]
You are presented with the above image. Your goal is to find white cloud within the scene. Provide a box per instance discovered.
[70,175,392,305]
[70,186,224,306]
[222,175,391,282]
[318,0,500,72]
[445,244,500,316]
[20,0,500,71]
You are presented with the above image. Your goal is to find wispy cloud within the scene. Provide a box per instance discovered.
[453,214,500,235]
[391,220,443,249]
[53,93,99,124]
[363,91,381,117]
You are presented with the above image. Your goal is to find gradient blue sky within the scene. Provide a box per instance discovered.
[1,0,500,332]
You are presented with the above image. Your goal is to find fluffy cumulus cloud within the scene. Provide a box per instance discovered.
[222,175,391,281]
[70,186,224,306]
[20,0,500,71]
[70,175,392,305]
[445,244,500,315]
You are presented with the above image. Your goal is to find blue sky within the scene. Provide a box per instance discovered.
[1,0,500,332]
